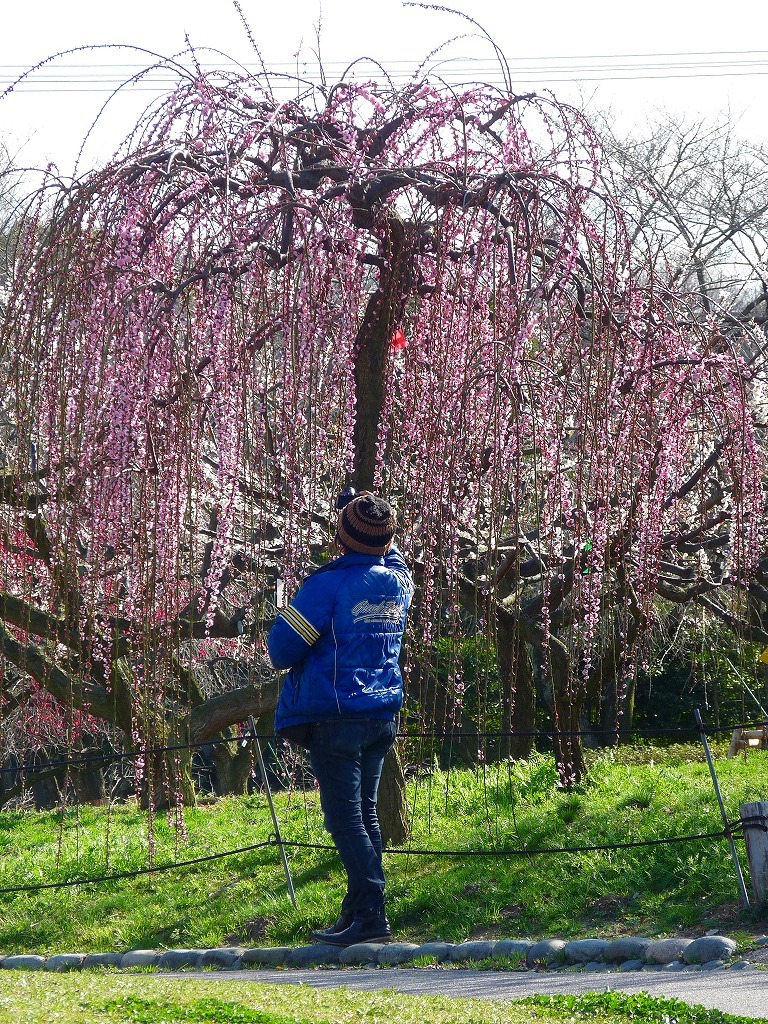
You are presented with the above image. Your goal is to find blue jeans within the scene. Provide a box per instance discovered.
[308,718,397,916]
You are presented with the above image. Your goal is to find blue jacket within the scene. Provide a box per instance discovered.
[269,548,413,731]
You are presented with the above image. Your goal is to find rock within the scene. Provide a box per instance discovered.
[377,943,422,966]
[604,937,651,963]
[683,936,737,964]
[411,942,453,962]
[82,953,123,970]
[43,954,86,972]
[661,961,686,972]
[448,940,498,962]
[239,947,293,966]
[157,950,203,971]
[618,959,644,972]
[289,944,341,967]
[701,959,725,970]
[526,939,566,968]
[339,943,386,965]
[121,950,160,969]
[199,948,243,970]
[2,955,46,971]
[563,939,609,964]
[730,960,752,970]
[494,940,532,960]
[755,936,768,946]
[645,938,693,964]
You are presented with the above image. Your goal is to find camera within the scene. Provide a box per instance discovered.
[335,487,357,510]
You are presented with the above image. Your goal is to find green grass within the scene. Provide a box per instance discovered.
[0,745,766,954]
[0,974,764,1024]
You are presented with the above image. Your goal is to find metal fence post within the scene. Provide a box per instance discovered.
[695,708,750,909]
[248,717,297,908]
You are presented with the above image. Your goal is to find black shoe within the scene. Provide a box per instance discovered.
[310,910,354,942]
[316,914,391,947]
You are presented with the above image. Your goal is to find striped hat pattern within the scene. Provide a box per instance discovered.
[337,495,396,555]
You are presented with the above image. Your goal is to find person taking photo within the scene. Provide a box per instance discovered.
[268,491,413,946]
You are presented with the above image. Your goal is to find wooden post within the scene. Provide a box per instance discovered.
[728,727,768,758]
[740,801,768,903]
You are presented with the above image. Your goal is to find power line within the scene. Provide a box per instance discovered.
[4,60,768,77]
[2,51,768,94]
[6,62,768,80]
[5,72,768,95]
[3,47,768,69]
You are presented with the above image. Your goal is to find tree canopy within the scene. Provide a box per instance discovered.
[0,57,765,797]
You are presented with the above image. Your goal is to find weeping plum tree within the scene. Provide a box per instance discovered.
[0,53,765,817]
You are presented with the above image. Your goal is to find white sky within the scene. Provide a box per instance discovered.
[1,0,767,175]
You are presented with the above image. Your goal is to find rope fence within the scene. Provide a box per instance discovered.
[1,719,765,779]
[0,715,764,905]
[0,829,736,896]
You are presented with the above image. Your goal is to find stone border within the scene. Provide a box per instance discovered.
[1,935,766,974]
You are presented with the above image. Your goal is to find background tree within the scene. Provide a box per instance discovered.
[603,114,768,320]
[587,114,768,727]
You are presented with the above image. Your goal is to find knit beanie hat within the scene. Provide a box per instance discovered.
[337,494,396,555]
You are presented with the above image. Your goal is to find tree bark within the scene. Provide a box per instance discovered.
[188,680,279,743]
[350,215,415,846]
[139,717,196,810]
[189,686,279,796]
[72,746,106,804]
[352,216,413,489]
[377,742,410,847]
[548,638,586,786]
[211,729,253,796]
[498,613,536,759]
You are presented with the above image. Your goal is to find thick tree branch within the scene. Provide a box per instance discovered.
[697,594,768,645]
[0,618,133,729]
[188,679,280,743]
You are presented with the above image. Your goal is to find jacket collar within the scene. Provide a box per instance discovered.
[313,551,385,575]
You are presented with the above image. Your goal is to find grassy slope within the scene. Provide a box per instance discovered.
[0,975,764,1024]
[0,746,766,954]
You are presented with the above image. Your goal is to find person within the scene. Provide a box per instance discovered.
[268,491,413,946]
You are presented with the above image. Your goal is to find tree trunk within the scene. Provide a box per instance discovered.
[139,719,196,810]
[593,610,641,742]
[498,613,536,759]
[353,289,393,491]
[351,217,413,490]
[350,217,415,845]
[188,680,279,744]
[72,746,106,804]
[548,639,586,786]
[599,669,637,737]
[377,742,409,847]
[211,728,253,796]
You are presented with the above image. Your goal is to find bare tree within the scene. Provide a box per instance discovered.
[603,113,768,324]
